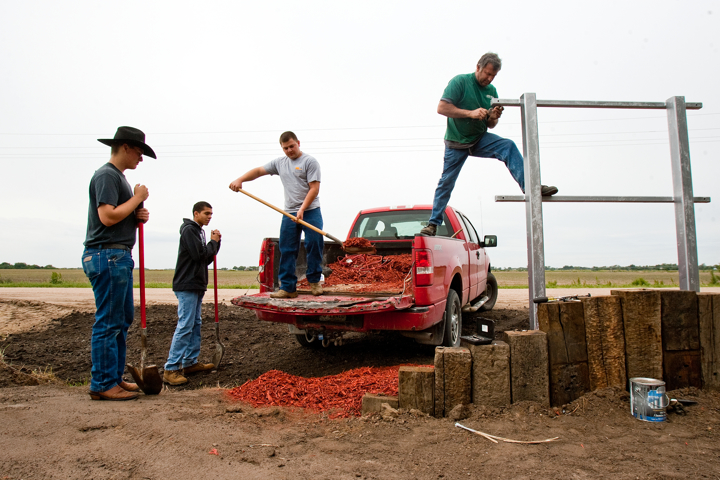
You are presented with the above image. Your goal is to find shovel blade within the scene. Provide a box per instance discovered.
[211,342,225,369]
[140,365,163,395]
[126,363,146,391]
[126,363,163,395]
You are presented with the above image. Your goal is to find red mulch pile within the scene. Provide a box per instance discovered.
[226,366,403,418]
[298,253,413,293]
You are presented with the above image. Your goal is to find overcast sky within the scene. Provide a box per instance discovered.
[1,0,717,270]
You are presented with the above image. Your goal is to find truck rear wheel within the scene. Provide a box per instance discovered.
[295,332,322,349]
[479,272,498,312]
[443,289,462,347]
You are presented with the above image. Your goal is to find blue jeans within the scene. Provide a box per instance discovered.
[429,132,525,226]
[279,207,324,292]
[82,248,134,393]
[165,290,205,371]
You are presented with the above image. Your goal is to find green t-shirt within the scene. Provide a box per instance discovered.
[441,72,499,146]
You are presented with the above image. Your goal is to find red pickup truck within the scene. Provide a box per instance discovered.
[232,205,498,347]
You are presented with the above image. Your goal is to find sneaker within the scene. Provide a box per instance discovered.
[270,289,298,299]
[309,282,323,296]
[163,369,188,385]
[183,363,215,375]
[541,185,558,196]
[419,224,437,236]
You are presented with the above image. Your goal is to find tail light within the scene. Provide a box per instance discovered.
[258,238,274,292]
[414,249,434,286]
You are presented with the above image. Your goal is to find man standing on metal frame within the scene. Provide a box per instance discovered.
[420,52,558,237]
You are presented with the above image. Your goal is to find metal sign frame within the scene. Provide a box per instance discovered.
[492,95,707,329]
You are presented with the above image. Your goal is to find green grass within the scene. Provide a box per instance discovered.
[494,270,718,289]
[1,268,717,289]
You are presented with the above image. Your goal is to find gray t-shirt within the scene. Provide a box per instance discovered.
[84,163,137,248]
[263,153,321,212]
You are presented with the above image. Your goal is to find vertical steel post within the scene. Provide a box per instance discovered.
[666,96,700,291]
[520,93,546,329]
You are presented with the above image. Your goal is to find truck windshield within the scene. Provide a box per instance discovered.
[350,210,453,239]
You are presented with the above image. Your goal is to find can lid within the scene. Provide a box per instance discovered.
[630,377,665,386]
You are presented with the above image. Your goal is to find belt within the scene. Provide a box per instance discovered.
[100,244,131,251]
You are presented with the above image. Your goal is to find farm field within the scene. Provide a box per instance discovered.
[1,268,716,288]
[0,269,259,288]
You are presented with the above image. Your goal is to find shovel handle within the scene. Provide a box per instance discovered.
[138,221,146,329]
[237,188,343,244]
[213,256,219,324]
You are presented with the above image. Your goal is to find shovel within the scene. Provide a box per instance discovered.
[236,188,376,254]
[126,218,163,395]
[210,256,225,368]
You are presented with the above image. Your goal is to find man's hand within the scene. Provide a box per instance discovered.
[229,178,243,192]
[295,209,305,222]
[488,106,504,121]
[468,108,491,121]
[134,184,149,201]
[211,229,221,242]
[135,207,149,224]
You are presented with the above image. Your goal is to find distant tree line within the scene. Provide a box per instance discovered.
[0,262,56,269]
[231,266,259,271]
[495,263,718,272]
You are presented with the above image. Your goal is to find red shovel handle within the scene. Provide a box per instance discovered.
[213,256,219,324]
[138,222,146,329]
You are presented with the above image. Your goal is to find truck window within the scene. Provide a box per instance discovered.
[456,211,479,244]
[351,210,453,239]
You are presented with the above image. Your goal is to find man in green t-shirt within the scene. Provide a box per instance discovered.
[420,53,558,236]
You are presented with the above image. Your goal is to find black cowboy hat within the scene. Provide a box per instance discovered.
[98,126,157,159]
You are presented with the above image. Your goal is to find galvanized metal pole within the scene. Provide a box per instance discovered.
[666,96,700,291]
[520,93,545,329]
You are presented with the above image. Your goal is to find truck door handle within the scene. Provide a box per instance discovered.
[476,251,480,259]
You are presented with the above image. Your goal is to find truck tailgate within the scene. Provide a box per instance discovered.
[231,293,414,315]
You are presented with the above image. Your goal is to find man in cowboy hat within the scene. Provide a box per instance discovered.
[82,126,156,401]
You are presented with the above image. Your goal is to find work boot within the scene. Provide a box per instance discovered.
[89,385,139,401]
[183,363,215,375]
[541,185,558,196]
[309,282,323,296]
[419,224,437,236]
[270,289,298,299]
[163,369,188,385]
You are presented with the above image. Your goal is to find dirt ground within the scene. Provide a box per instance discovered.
[1,288,720,479]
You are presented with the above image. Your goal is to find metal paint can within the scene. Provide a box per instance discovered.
[630,377,669,422]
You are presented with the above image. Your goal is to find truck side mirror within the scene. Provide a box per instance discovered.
[481,235,497,248]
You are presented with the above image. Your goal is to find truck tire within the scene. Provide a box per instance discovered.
[295,332,322,349]
[479,272,498,311]
[443,289,462,347]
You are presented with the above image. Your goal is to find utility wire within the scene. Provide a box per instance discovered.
[0,112,717,136]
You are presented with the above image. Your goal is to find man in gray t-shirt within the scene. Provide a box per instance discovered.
[229,131,324,299]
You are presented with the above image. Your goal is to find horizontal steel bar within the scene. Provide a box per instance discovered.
[492,99,703,110]
[495,195,711,203]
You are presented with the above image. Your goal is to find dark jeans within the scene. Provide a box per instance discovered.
[279,207,324,292]
[429,132,525,226]
[82,248,134,393]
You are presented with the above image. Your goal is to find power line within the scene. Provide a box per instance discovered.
[0,112,717,136]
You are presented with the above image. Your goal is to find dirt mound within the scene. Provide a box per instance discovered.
[0,298,81,337]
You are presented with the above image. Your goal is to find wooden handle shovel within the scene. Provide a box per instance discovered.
[236,188,344,244]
